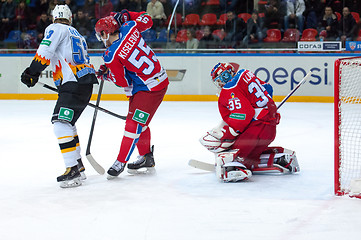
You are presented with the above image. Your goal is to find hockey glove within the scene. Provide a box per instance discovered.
[111,9,130,26]
[21,67,40,88]
[199,124,239,153]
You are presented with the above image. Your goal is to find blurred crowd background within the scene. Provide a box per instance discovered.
[0,0,360,51]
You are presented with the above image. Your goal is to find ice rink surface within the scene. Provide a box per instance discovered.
[1,100,360,240]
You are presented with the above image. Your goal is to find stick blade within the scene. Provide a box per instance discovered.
[86,154,105,175]
[188,159,215,172]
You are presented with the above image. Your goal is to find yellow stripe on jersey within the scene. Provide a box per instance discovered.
[61,146,77,154]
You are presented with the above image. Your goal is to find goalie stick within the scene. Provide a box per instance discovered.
[277,71,312,109]
[38,82,126,120]
[85,79,106,175]
[191,72,312,172]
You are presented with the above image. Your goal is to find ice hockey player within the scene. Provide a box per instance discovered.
[199,62,300,182]
[94,10,168,179]
[20,5,98,188]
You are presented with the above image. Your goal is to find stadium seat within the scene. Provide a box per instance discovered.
[351,12,360,23]
[216,13,227,26]
[335,12,341,21]
[238,13,252,23]
[196,29,204,40]
[212,29,226,41]
[157,29,172,42]
[200,13,217,26]
[300,28,318,41]
[202,0,220,5]
[356,29,361,41]
[182,14,200,27]
[4,30,21,43]
[176,29,188,43]
[141,29,157,43]
[281,28,300,42]
[263,29,281,42]
[166,13,182,28]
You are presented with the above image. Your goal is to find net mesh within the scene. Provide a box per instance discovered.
[337,57,361,194]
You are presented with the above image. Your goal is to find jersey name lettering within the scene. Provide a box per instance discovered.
[118,28,140,59]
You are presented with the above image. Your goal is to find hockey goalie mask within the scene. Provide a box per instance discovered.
[95,16,120,47]
[52,5,72,24]
[211,63,235,89]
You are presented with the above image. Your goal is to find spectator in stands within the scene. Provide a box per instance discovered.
[159,0,172,17]
[95,0,114,20]
[264,0,284,30]
[73,9,92,38]
[284,0,305,32]
[336,7,357,44]
[48,0,60,15]
[243,9,265,46]
[15,0,31,32]
[303,0,323,29]
[83,0,96,26]
[36,12,51,43]
[128,0,143,12]
[65,0,78,14]
[0,0,16,41]
[115,0,129,12]
[318,5,338,40]
[199,25,219,48]
[223,10,246,48]
[35,0,49,19]
[146,0,167,31]
[186,28,199,53]
[166,32,181,51]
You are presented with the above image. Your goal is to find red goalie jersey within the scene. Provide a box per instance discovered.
[218,69,279,133]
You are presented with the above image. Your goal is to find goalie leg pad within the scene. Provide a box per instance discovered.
[215,150,252,182]
[253,149,300,173]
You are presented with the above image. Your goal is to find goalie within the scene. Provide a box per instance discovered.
[199,63,300,182]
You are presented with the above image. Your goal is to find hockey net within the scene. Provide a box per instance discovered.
[334,56,361,198]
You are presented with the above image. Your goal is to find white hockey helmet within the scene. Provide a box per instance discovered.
[52,5,72,24]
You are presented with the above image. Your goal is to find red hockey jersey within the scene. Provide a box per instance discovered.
[218,69,276,133]
[102,12,169,96]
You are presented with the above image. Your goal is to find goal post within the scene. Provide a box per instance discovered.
[334,56,361,198]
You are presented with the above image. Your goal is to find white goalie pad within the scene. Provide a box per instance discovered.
[215,150,251,182]
[253,149,300,174]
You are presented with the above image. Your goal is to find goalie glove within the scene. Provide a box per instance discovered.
[199,122,239,153]
[21,67,40,88]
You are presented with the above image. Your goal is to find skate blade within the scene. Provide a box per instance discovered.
[127,167,156,175]
[107,174,118,180]
[59,178,82,188]
[80,172,87,180]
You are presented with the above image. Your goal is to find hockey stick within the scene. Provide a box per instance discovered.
[276,71,312,109]
[85,79,106,174]
[38,82,126,120]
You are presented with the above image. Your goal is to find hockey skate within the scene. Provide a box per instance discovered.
[77,159,86,180]
[127,146,155,175]
[107,160,126,180]
[274,154,300,173]
[57,165,82,188]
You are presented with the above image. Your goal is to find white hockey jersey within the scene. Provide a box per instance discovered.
[32,23,96,86]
